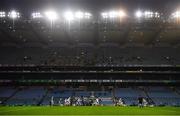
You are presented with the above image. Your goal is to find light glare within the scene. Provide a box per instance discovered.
[172,11,180,18]
[75,11,84,19]
[45,11,58,21]
[84,12,91,19]
[32,12,42,19]
[144,11,153,18]
[119,10,126,17]
[8,10,20,19]
[109,11,118,18]
[0,11,6,18]
[101,12,108,19]
[135,11,143,18]
[64,11,74,21]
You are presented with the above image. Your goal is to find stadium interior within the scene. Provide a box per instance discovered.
[0,0,180,112]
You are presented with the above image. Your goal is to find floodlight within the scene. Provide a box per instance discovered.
[45,11,58,21]
[84,12,91,19]
[32,12,42,19]
[109,11,118,18]
[118,10,126,18]
[101,12,108,19]
[154,12,160,18]
[172,11,180,18]
[64,11,74,21]
[8,10,20,19]
[0,11,6,18]
[144,11,153,18]
[75,11,84,19]
[135,10,143,18]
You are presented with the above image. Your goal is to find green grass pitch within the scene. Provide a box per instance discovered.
[0,106,180,115]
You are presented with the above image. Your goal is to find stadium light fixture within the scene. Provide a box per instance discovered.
[45,11,58,21]
[135,10,143,18]
[0,11,6,18]
[101,12,108,19]
[32,12,42,19]
[8,10,20,19]
[109,11,118,18]
[64,11,74,21]
[75,11,84,19]
[172,11,180,18]
[84,12,91,19]
[144,11,153,18]
[154,12,160,18]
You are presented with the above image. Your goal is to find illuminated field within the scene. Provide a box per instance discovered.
[0,106,180,115]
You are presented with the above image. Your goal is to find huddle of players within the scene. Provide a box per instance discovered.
[50,96,101,106]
